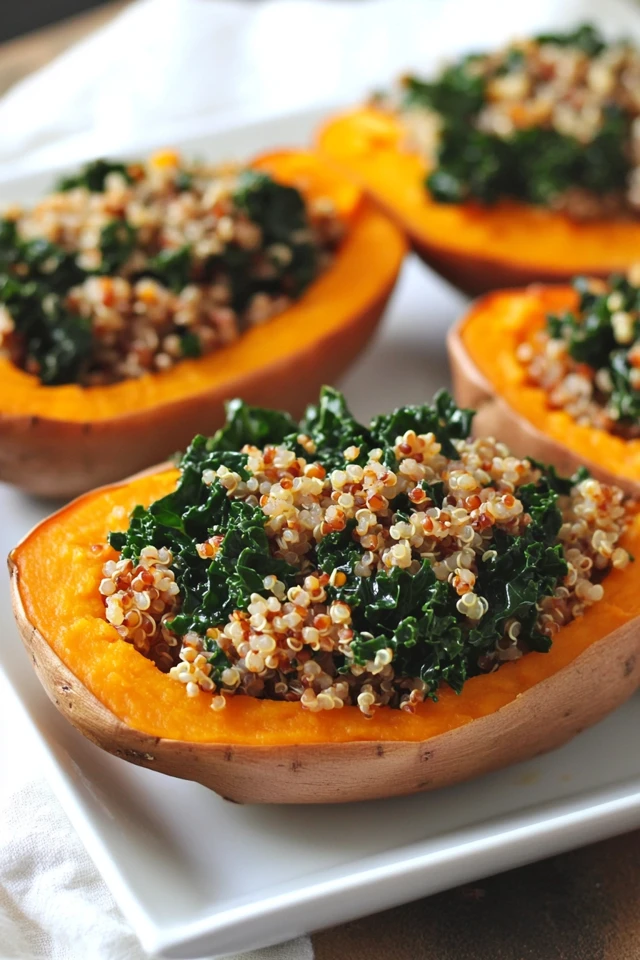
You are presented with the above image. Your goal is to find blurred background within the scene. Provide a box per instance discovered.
[0,1,125,95]
[2,0,121,44]
[0,0,626,183]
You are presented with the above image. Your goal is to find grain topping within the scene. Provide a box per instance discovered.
[388,24,640,219]
[101,389,632,716]
[0,154,343,386]
[522,272,640,437]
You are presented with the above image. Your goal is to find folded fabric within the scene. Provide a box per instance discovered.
[0,0,637,180]
[0,777,313,960]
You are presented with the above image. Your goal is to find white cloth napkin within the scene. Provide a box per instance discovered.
[2,0,640,958]
[0,0,638,181]
[0,779,313,960]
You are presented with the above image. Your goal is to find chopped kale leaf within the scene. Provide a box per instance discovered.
[546,275,640,425]
[210,397,298,452]
[299,386,374,470]
[147,244,192,292]
[229,169,318,308]
[403,24,630,208]
[426,120,630,208]
[180,331,202,358]
[174,170,194,192]
[402,57,485,118]
[534,23,606,57]
[56,159,133,193]
[233,170,308,244]
[0,220,91,384]
[370,389,474,460]
[0,273,92,384]
[609,350,640,422]
[98,220,137,274]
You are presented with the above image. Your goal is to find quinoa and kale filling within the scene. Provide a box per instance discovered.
[521,273,640,437]
[0,154,343,386]
[101,388,631,716]
[391,23,640,219]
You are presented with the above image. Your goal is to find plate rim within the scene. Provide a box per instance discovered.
[6,671,640,958]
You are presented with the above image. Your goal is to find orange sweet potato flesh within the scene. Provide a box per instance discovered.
[12,465,640,748]
[450,285,640,495]
[317,108,640,295]
[0,150,406,498]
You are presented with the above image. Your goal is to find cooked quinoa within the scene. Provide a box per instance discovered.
[522,272,640,437]
[0,153,343,386]
[100,388,631,716]
[386,23,640,219]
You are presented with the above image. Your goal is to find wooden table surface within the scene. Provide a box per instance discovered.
[2,5,640,959]
[0,2,127,97]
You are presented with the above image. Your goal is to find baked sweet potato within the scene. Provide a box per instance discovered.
[317,108,640,295]
[10,458,640,804]
[448,285,640,496]
[0,150,405,498]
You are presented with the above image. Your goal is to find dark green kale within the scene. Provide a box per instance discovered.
[233,170,309,244]
[334,564,469,694]
[534,23,606,57]
[402,24,631,208]
[109,415,299,661]
[297,387,374,471]
[402,57,493,205]
[98,220,137,274]
[426,112,630,208]
[402,56,485,118]
[56,159,133,193]
[212,396,298,452]
[0,205,140,383]
[370,389,474,460]
[223,170,318,313]
[179,331,202,358]
[110,388,576,697]
[546,275,640,425]
[146,244,192,292]
[0,218,91,384]
[174,170,194,192]
[0,218,84,293]
[608,350,640,423]
[0,207,138,384]
[0,272,92,384]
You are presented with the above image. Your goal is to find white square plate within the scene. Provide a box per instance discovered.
[1,108,640,959]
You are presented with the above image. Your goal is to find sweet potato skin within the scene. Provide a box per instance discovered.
[10,556,640,803]
[413,238,591,298]
[9,458,640,803]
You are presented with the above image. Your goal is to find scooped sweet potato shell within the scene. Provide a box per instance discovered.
[449,285,640,497]
[10,465,640,804]
[317,108,640,295]
[0,151,405,498]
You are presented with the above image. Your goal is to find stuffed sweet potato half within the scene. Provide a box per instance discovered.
[10,387,640,804]
[0,150,405,498]
[449,274,640,496]
[317,24,640,294]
